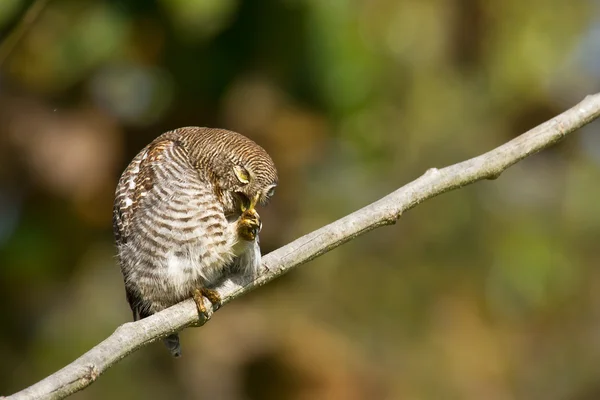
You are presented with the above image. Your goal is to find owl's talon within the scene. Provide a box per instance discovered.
[192,287,222,317]
[238,209,262,241]
[203,288,222,308]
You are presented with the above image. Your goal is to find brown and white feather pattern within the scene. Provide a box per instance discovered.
[113,127,277,356]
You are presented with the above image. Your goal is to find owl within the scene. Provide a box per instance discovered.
[113,127,277,357]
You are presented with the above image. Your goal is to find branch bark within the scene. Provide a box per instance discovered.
[6,93,600,400]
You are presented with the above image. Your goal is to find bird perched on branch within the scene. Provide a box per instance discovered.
[113,127,278,357]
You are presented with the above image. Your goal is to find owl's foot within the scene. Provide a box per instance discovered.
[192,287,222,316]
[238,209,262,241]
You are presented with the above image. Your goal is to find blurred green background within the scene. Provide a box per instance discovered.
[1,0,600,399]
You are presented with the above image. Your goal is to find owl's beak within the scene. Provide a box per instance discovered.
[240,193,260,212]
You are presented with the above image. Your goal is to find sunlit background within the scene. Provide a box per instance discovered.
[1,0,600,399]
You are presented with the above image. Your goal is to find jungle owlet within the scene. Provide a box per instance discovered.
[113,127,277,357]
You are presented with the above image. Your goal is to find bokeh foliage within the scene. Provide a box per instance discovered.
[1,0,600,399]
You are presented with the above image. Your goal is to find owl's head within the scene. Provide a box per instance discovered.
[219,142,278,217]
[183,128,278,216]
[229,162,278,211]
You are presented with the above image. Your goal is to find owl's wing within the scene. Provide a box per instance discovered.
[113,138,219,246]
[113,143,150,247]
[113,139,174,246]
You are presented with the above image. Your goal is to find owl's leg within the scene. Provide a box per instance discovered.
[192,287,222,315]
[238,209,262,241]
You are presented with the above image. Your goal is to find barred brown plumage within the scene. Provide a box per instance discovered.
[113,127,278,357]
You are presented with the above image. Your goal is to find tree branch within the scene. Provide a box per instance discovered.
[6,93,600,400]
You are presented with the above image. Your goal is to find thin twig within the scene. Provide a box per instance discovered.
[6,93,600,400]
[0,0,51,69]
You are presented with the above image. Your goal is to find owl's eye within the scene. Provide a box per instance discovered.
[266,186,276,198]
[233,165,250,184]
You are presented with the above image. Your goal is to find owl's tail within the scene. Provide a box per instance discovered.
[163,334,182,357]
